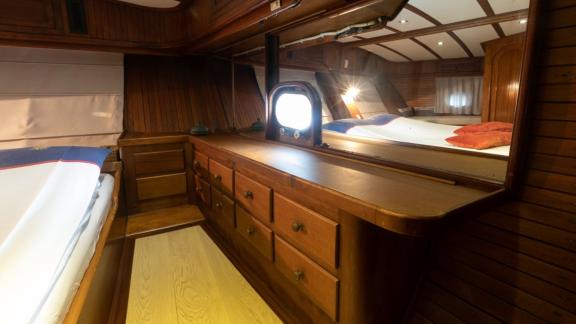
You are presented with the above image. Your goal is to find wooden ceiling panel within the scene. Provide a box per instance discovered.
[415,32,468,59]
[499,20,528,36]
[453,25,500,57]
[117,0,180,8]
[408,0,485,24]
[360,44,410,62]
[387,9,435,32]
[487,0,529,14]
[382,39,437,61]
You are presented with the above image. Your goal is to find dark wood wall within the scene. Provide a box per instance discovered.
[0,0,187,53]
[404,1,576,323]
[124,55,265,134]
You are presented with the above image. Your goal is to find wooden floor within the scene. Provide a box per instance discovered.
[126,226,282,324]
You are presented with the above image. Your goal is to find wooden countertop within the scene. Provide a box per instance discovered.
[190,134,502,236]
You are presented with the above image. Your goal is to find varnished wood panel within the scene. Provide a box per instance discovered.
[134,149,184,176]
[124,56,264,133]
[235,171,272,224]
[136,173,187,201]
[235,206,273,261]
[274,193,339,270]
[126,226,282,324]
[404,2,576,322]
[209,158,234,196]
[274,236,339,321]
[125,205,204,238]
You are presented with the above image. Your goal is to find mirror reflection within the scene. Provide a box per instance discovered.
[244,0,530,184]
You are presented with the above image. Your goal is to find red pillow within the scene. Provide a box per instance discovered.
[446,131,512,149]
[454,121,513,134]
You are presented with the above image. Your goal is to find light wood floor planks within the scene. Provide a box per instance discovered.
[126,226,282,324]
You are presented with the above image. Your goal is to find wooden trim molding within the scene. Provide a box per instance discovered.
[477,0,506,38]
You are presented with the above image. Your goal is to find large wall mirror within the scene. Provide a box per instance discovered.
[234,0,532,186]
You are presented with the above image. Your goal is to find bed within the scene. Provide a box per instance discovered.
[322,115,510,183]
[0,146,121,324]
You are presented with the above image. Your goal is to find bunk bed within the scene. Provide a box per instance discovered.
[0,146,121,324]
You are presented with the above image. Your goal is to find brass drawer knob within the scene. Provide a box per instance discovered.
[246,227,255,235]
[215,174,222,182]
[193,161,200,168]
[244,191,254,199]
[293,270,304,281]
[215,202,222,208]
[291,222,304,232]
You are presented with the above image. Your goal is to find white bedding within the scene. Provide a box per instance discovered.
[34,174,114,324]
[344,117,510,156]
[0,158,105,324]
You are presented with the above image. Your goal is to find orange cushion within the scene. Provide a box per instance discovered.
[454,121,513,134]
[446,131,512,149]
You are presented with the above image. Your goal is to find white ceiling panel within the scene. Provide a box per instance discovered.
[387,9,435,32]
[356,27,395,39]
[118,0,179,8]
[382,39,437,61]
[453,25,500,57]
[487,0,530,14]
[408,0,485,24]
[415,32,468,59]
[499,20,528,36]
[360,45,409,62]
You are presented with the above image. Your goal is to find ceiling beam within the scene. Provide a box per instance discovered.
[476,0,506,38]
[404,4,473,58]
[357,36,414,61]
[343,9,527,48]
[382,26,440,60]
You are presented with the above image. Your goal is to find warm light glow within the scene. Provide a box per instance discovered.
[275,93,312,130]
[519,18,528,24]
[399,19,408,24]
[437,41,444,46]
[342,87,360,105]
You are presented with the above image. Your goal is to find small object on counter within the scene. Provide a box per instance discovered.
[190,123,209,135]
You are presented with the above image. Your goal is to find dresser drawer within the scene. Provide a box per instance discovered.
[211,187,235,229]
[194,175,211,206]
[274,194,339,269]
[209,159,234,196]
[236,206,273,261]
[193,151,209,180]
[134,149,184,176]
[275,236,339,321]
[235,172,271,223]
[137,173,187,201]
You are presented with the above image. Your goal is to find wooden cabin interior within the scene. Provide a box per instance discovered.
[1,0,575,323]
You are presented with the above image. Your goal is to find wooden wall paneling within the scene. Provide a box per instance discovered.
[403,1,576,322]
[233,63,266,128]
[0,0,63,34]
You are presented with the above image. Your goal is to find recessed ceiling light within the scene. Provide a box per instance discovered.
[399,19,408,24]
[437,41,444,46]
[519,18,528,24]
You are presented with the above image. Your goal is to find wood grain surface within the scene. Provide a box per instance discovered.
[126,226,281,324]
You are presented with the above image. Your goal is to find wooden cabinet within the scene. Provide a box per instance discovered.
[481,33,525,123]
[275,236,339,321]
[274,193,339,270]
[192,135,431,324]
[120,138,194,214]
[236,206,273,261]
[235,172,272,223]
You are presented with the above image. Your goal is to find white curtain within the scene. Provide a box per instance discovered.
[0,46,124,149]
[435,76,483,115]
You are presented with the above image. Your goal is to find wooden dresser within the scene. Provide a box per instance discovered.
[189,133,500,324]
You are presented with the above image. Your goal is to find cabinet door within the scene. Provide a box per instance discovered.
[482,34,524,123]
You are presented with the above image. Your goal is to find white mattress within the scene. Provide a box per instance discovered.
[33,174,115,324]
[345,117,510,156]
